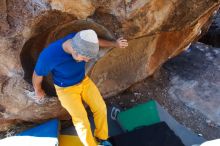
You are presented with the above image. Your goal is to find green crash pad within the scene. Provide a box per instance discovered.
[117,100,160,131]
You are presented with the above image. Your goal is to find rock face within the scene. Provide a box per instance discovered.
[0,0,220,130]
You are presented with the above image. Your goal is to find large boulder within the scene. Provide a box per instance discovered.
[0,0,220,130]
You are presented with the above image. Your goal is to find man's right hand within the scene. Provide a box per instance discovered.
[35,89,46,100]
[32,71,48,104]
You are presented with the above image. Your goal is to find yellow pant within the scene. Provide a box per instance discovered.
[54,76,108,146]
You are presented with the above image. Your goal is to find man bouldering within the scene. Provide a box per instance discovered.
[32,29,128,146]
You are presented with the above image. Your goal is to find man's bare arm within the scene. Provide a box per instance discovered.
[98,38,117,48]
[32,71,46,99]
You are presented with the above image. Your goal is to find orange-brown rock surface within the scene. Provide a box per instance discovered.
[0,0,220,130]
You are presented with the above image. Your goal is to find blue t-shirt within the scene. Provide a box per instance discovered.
[34,33,86,87]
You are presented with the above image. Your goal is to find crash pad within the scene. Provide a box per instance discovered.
[61,105,124,137]
[156,102,206,146]
[109,122,184,146]
[17,119,59,137]
[89,105,124,136]
[0,119,59,146]
[59,135,83,146]
[117,100,160,131]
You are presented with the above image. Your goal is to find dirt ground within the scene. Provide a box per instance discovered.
[106,42,220,140]
[106,70,220,140]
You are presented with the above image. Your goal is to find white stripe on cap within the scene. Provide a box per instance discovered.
[79,29,98,43]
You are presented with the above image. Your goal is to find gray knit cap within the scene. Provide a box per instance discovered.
[71,29,99,59]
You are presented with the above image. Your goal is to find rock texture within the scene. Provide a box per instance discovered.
[0,0,220,130]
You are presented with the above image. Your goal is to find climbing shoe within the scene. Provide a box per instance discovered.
[98,140,112,146]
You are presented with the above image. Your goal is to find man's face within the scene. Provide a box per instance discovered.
[71,49,91,62]
[65,39,92,62]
